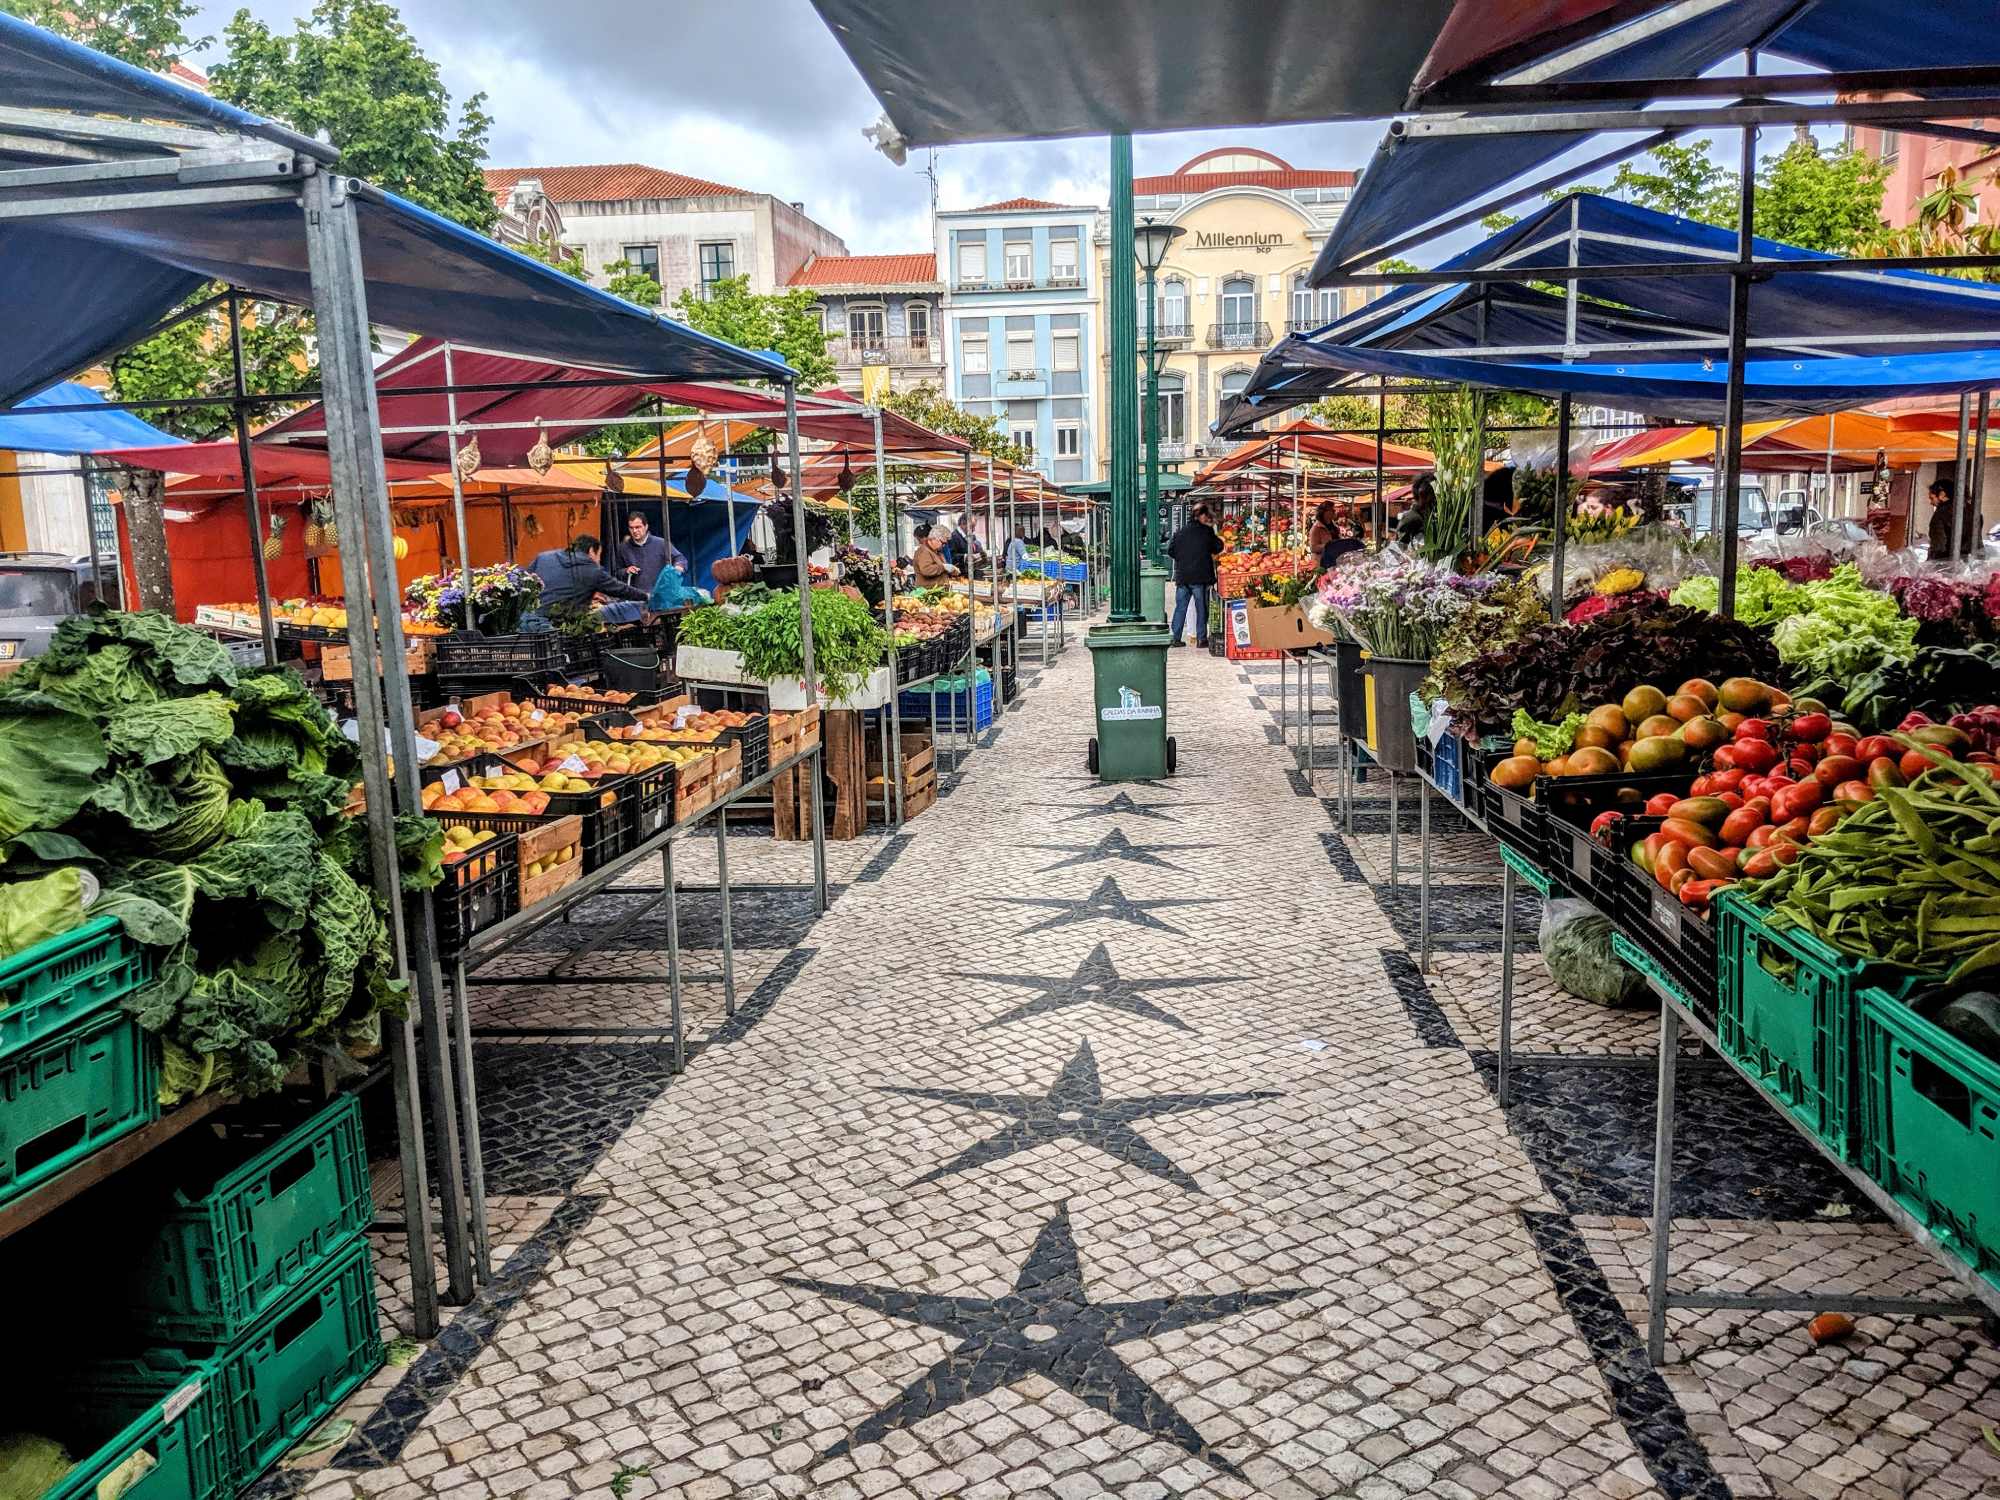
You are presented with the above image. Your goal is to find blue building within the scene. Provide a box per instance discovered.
[935,197,1098,485]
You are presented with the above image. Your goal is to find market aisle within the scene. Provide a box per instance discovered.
[272,634,1673,1500]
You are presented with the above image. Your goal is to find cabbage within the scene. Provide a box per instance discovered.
[148,753,233,861]
[0,868,87,962]
[0,1432,73,1499]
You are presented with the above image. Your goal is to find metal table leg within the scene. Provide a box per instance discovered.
[450,961,492,1281]
[808,743,828,916]
[1419,777,1433,973]
[1648,999,1682,1363]
[1305,656,1316,788]
[663,845,686,1073]
[1498,862,1516,1106]
[1389,772,1402,890]
[385,1012,439,1337]
[715,818,736,1016]
[1278,655,1288,759]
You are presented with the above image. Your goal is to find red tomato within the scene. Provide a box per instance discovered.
[1853,735,1897,763]
[1730,739,1781,773]
[1735,718,1773,742]
[1900,748,1945,780]
[1807,804,1844,837]
[1708,768,1747,791]
[1712,744,1741,771]
[1833,779,1874,807]
[1688,774,1712,797]
[1813,754,1861,788]
[1715,791,1744,810]
[1775,816,1811,843]
[1770,840,1803,866]
[1645,791,1680,817]
[1775,780,1826,822]
[1719,806,1767,846]
[1787,712,1832,743]
[1655,840,1690,887]
[1669,867,1695,896]
[1823,733,1858,759]
[1745,825,1775,849]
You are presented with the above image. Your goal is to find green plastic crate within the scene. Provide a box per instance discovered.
[1715,891,1917,1164]
[1861,987,2000,1295]
[125,1095,371,1340]
[49,1372,226,1500]
[1497,840,1559,898]
[0,914,152,1055]
[0,990,158,1207]
[79,1236,383,1489]
[1611,930,1697,1011]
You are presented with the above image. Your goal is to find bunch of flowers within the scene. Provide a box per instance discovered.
[1310,551,1490,660]
[1251,567,1318,609]
[1566,494,1638,546]
[405,564,541,633]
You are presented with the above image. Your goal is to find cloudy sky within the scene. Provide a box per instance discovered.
[188,0,1393,254]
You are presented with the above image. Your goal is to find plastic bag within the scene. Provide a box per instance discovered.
[1537,898,1644,1006]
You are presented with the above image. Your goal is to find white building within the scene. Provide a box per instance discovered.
[484,164,848,302]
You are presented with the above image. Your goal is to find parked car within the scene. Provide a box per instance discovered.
[0,552,119,661]
[1669,480,1776,537]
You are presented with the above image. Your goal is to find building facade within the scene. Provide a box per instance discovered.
[789,253,946,395]
[935,198,1099,484]
[484,164,847,301]
[490,175,567,255]
[1091,148,1365,475]
[1850,119,2000,230]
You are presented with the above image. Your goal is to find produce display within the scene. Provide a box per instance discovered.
[679,587,889,700]
[539,682,636,704]
[0,610,438,1101]
[421,700,589,766]
[1491,675,1762,788]
[422,778,554,814]
[437,823,506,869]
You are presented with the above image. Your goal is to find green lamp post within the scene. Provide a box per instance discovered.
[1085,134,1174,780]
[1136,214,1182,629]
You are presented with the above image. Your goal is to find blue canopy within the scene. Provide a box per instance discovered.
[1315,0,1994,278]
[0,383,184,456]
[0,14,793,409]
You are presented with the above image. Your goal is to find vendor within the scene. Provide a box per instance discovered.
[912,522,960,585]
[530,533,648,623]
[619,511,686,594]
[1928,473,1982,560]
[1394,473,1437,548]
[1308,500,1361,572]
[1004,526,1031,576]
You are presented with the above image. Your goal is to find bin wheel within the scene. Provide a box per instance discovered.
[1087,737,1099,775]
[1166,736,1178,774]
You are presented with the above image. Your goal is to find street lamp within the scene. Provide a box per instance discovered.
[1134,216,1184,608]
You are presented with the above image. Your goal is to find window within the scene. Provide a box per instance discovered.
[1005,327,1035,375]
[1004,241,1033,284]
[1290,275,1316,331]
[962,330,989,374]
[621,243,660,282]
[1010,423,1037,457]
[1220,370,1251,406]
[810,303,828,333]
[906,302,931,352]
[1050,237,1080,284]
[1052,331,1079,371]
[1219,275,1256,336]
[1156,376,1186,447]
[1879,128,1900,160]
[1162,277,1188,331]
[1054,422,1082,459]
[698,241,734,295]
[957,239,988,285]
[847,305,886,351]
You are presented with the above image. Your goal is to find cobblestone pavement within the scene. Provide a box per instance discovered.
[262,638,2000,1499]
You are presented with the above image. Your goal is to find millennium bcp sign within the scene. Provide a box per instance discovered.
[1190,230,1287,253]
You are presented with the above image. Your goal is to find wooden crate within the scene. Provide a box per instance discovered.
[775,708,863,841]
[516,815,585,908]
[673,752,719,821]
[708,741,744,799]
[323,639,432,682]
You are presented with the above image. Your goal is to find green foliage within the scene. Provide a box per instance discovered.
[213,0,496,232]
[603,259,664,309]
[109,296,312,440]
[1862,163,2000,282]
[0,0,202,64]
[1423,387,1487,561]
[673,275,834,389]
[686,589,889,702]
[521,237,589,281]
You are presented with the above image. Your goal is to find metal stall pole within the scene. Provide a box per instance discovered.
[302,167,461,1323]
[785,385,828,914]
[1646,1000,1683,1362]
[226,290,278,666]
[988,456,1003,723]
[1373,389,1387,546]
[873,410,905,828]
[656,418,676,567]
[715,818,736,1013]
[450,964,490,1274]
[1716,82,1757,616]
[1973,392,1992,557]
[662,845,685,1071]
[1550,396,1571,606]
[1952,393,1973,565]
[441,344,476,615]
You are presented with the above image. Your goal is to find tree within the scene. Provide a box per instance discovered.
[1754,136,1891,254]
[1591,139,1734,223]
[603,260,663,309]
[212,0,495,232]
[0,0,202,66]
[1861,162,2000,283]
[672,276,835,391]
[520,237,589,281]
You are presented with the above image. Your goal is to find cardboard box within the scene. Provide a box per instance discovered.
[1245,603,1335,653]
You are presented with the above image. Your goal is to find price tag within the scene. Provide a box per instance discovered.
[1649,888,1683,941]
[1571,835,1592,881]
[162,1381,203,1423]
[440,769,461,793]
[529,708,546,724]
[560,754,589,774]
[414,733,441,761]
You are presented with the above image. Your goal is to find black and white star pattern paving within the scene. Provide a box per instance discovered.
[1021,825,1219,873]
[986,873,1216,936]
[881,1038,1279,1191]
[777,1202,1309,1477]
[1047,789,1180,823]
[957,940,1223,1033]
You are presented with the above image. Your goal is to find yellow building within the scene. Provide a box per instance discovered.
[1093,147,1369,477]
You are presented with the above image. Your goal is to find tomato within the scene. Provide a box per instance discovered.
[1688,774,1712,797]
[1708,768,1747,792]
[1645,791,1680,816]
[1711,744,1740,771]
[1789,756,1819,780]
[1740,848,1780,878]
[1823,733,1858,759]
[1715,791,1744,810]
[1772,780,1825,823]
[1719,806,1767,846]
[1900,748,1944,780]
[1787,712,1832,743]
[1854,735,1897,764]
[1659,816,1718,850]
[1741,775,1771,800]
[1687,846,1738,881]
[1680,877,1729,909]
[1668,867,1695,896]
[1833,779,1874,808]
[1729,739,1780,773]
[1590,810,1625,839]
[1867,756,1904,789]
[1655,840,1690,888]
[1746,824,1775,849]
[1770,840,1803,866]
[1745,795,1773,817]
[1813,754,1861,788]
[1807,804,1844,837]
[1734,718,1773,741]
[1775,816,1811,843]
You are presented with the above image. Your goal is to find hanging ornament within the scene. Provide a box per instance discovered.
[262,510,286,561]
[392,536,409,560]
[836,450,856,495]
[770,448,788,492]
[304,500,324,548]
[526,422,554,476]
[522,511,542,538]
[455,434,482,481]
[690,429,719,474]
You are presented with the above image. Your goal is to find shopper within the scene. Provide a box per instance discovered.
[943,523,971,575]
[1166,503,1223,649]
[1927,473,1982,559]
[1004,526,1031,575]
[912,522,960,585]
[529,534,648,623]
[1394,473,1437,548]
[1308,500,1361,572]
[618,510,686,595]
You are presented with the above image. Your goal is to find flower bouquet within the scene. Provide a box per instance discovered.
[1309,551,1494,660]
[406,564,542,633]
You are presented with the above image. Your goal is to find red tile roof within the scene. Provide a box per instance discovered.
[484,164,749,206]
[1135,167,1356,195]
[964,196,1089,213]
[789,253,939,288]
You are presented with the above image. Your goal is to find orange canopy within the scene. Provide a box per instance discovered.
[1195,417,1437,484]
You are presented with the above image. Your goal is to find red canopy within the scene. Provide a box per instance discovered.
[1195,418,1436,483]
[640,383,970,454]
[99,440,437,489]
[1584,426,1689,473]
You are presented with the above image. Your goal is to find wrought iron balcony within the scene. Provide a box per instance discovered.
[1208,321,1272,351]
[829,336,943,366]
[1147,319,1193,343]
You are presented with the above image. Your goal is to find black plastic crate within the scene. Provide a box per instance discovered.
[460,755,637,872]
[1544,808,1631,914]
[433,631,564,679]
[426,826,518,956]
[624,759,680,842]
[1487,783,1544,863]
[1611,818,1720,1029]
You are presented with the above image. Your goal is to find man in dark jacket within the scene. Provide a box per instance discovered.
[1166,504,1223,648]
[530,534,648,623]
